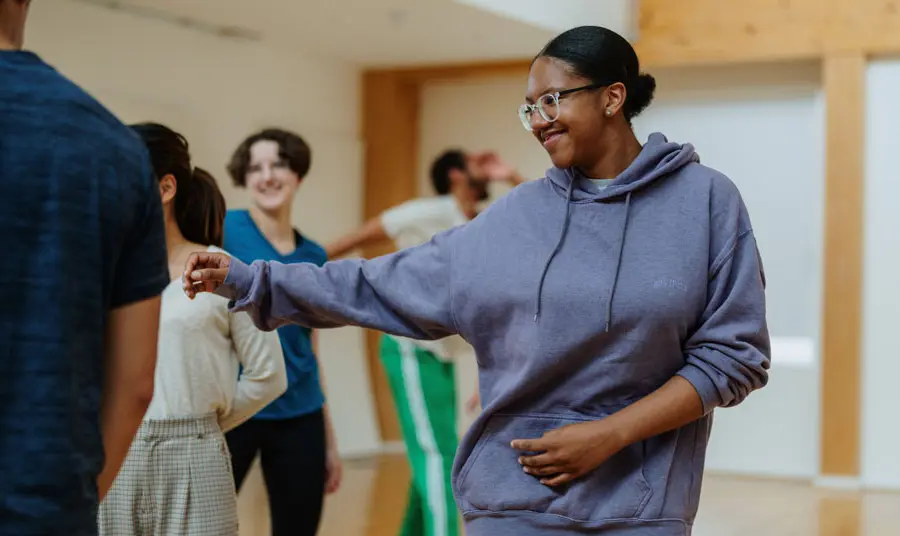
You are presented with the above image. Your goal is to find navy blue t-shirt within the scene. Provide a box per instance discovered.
[0,51,169,534]
[223,210,326,419]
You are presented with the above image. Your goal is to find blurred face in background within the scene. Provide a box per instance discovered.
[462,155,490,201]
[244,139,301,213]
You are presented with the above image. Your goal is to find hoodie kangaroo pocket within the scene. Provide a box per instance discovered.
[457,413,652,522]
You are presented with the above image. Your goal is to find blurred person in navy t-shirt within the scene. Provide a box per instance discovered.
[0,1,169,534]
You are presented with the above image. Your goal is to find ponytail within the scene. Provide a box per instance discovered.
[174,167,226,247]
[130,122,227,247]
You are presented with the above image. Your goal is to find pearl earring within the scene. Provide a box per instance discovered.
[605,109,613,116]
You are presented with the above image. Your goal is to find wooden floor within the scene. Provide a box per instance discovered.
[236,454,900,535]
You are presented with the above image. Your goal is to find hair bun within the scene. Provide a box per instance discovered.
[626,73,657,120]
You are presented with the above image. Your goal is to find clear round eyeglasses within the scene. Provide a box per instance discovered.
[517,82,606,131]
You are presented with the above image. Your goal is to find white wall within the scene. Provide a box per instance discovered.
[454,0,635,38]
[419,61,826,479]
[861,58,900,491]
[634,62,825,480]
[25,1,380,456]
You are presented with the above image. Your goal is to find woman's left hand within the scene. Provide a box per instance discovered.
[325,445,343,494]
[511,420,627,487]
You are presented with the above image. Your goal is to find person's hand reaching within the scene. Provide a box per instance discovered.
[473,151,516,182]
[183,251,232,299]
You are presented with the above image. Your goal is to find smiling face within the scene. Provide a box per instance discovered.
[524,56,625,172]
[244,139,301,212]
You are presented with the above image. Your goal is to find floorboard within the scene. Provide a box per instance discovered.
[235,454,898,535]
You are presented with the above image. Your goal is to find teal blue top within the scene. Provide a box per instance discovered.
[223,209,327,419]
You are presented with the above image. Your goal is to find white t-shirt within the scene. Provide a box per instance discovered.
[380,196,469,360]
[589,178,615,189]
[143,245,287,432]
[381,195,468,251]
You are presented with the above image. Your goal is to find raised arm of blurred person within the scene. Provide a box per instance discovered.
[324,217,390,259]
[326,193,462,262]
[326,149,511,260]
[472,151,529,187]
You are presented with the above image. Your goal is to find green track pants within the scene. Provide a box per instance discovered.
[380,335,459,536]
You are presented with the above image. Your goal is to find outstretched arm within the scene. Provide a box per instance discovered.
[325,217,390,259]
[473,151,528,186]
[184,227,460,341]
[326,197,444,260]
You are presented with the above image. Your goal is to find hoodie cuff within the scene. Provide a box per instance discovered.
[676,364,722,416]
[216,257,254,304]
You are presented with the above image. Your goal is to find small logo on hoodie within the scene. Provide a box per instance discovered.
[653,278,688,292]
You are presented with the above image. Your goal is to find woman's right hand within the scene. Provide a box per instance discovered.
[183,251,231,299]
[466,391,481,415]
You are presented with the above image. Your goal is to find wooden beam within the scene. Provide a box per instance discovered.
[820,52,866,477]
[362,72,420,220]
[361,71,420,442]
[635,0,823,67]
[832,0,900,56]
[370,58,531,85]
[360,0,900,74]
[635,0,900,67]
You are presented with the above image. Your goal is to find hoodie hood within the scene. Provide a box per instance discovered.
[546,132,701,202]
[534,132,700,327]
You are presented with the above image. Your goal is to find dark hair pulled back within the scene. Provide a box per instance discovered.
[131,122,226,247]
[536,25,656,122]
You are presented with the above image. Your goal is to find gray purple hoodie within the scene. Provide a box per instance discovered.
[217,132,770,535]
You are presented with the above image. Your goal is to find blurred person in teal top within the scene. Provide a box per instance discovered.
[221,128,341,536]
[224,209,326,419]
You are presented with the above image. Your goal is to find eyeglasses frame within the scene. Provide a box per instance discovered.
[517,82,610,131]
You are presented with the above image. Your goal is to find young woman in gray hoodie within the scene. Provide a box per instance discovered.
[183,25,770,536]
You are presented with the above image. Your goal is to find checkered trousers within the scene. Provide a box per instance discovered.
[98,413,239,536]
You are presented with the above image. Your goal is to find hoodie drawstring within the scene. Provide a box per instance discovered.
[606,191,631,332]
[533,178,574,322]
[533,182,633,333]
